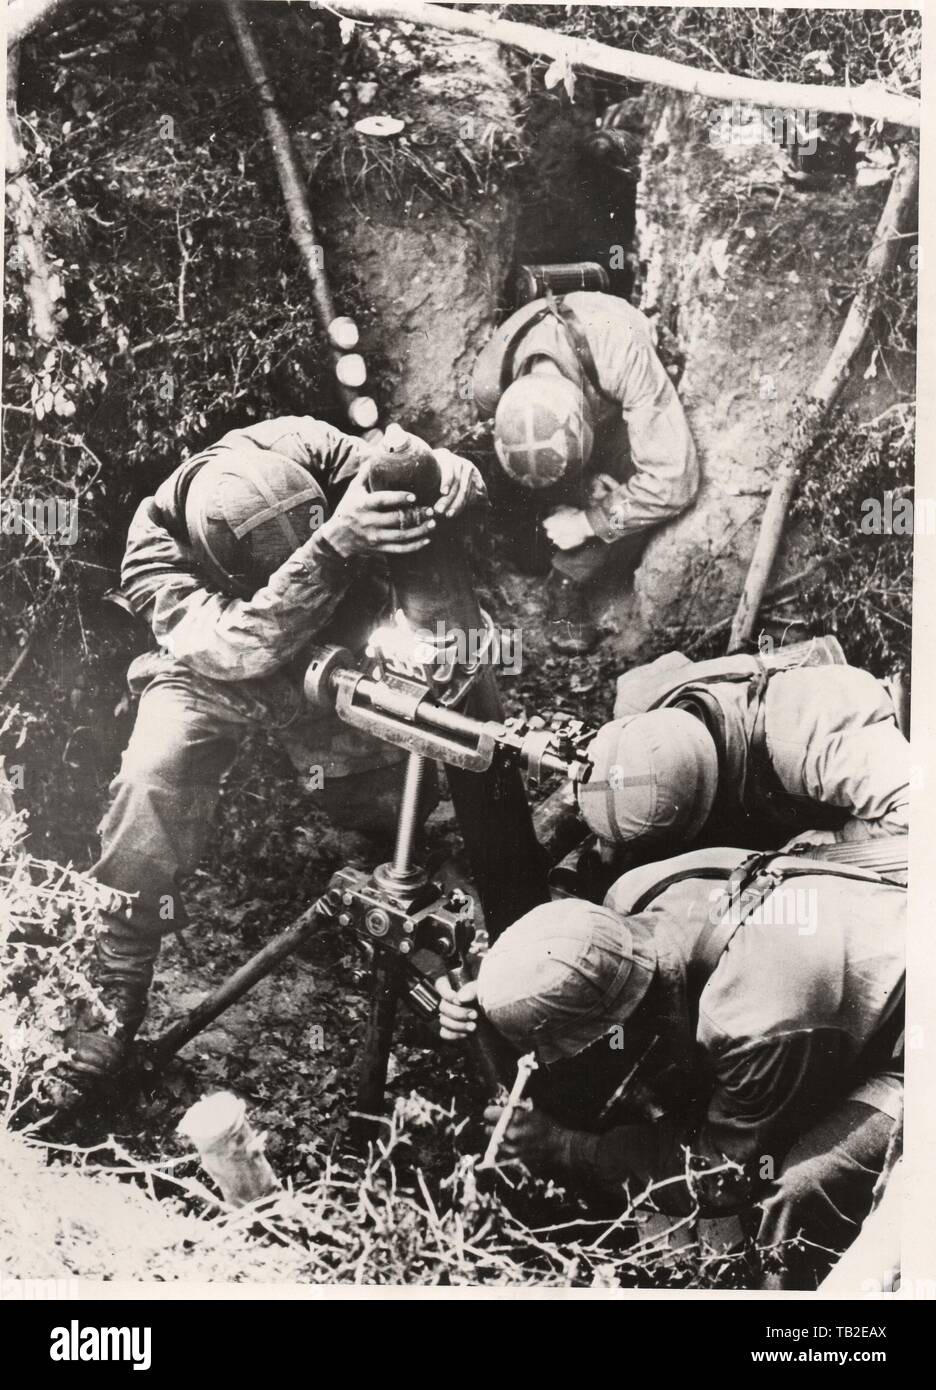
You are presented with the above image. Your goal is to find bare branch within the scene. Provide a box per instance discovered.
[320,0,921,129]
[727,145,919,652]
[5,43,61,344]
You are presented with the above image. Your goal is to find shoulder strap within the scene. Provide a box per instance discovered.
[473,300,555,417]
[688,852,900,1000]
[545,293,603,396]
[615,640,846,724]
[687,852,784,998]
[793,835,909,876]
[745,682,851,835]
[607,847,752,917]
[647,659,767,712]
[500,303,554,390]
[500,294,604,398]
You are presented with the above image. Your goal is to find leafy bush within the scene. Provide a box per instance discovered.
[0,805,130,1125]
[2,3,520,663]
[793,400,914,679]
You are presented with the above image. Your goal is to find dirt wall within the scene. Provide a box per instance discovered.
[606,89,911,657]
[308,36,521,445]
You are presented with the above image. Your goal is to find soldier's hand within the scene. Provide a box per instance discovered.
[435,977,479,1041]
[482,1102,569,1170]
[433,449,487,519]
[543,505,595,551]
[322,472,437,556]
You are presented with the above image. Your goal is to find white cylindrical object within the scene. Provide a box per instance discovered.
[335,353,367,388]
[348,395,379,429]
[328,316,359,350]
[178,1092,280,1207]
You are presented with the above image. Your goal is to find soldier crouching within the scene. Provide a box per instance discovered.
[67,415,484,1082]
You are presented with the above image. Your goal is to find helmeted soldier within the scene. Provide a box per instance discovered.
[577,644,910,860]
[440,846,905,1290]
[67,416,484,1081]
[472,291,699,653]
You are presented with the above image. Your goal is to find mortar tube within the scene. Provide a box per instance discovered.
[363,434,551,938]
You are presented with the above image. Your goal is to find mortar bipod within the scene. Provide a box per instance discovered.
[321,749,511,1127]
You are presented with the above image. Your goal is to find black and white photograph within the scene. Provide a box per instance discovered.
[0,0,931,1322]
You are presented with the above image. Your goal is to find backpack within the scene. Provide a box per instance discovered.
[612,635,847,720]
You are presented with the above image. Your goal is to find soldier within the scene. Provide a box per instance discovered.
[439,846,905,1290]
[577,646,910,863]
[67,416,484,1081]
[472,291,699,653]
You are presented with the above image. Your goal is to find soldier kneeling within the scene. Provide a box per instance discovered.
[68,416,484,1082]
[439,845,905,1290]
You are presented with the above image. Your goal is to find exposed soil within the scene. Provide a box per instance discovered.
[631,90,914,652]
[3,35,914,1267]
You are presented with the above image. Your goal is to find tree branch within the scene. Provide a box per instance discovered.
[13,1,920,129]
[727,146,919,653]
[5,42,60,344]
[224,0,377,430]
[320,0,921,129]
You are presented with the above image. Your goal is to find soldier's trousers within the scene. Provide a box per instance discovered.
[552,531,646,584]
[90,651,419,981]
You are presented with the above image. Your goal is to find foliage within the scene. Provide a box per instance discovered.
[1,1,521,661]
[2,1,919,695]
[505,5,921,94]
[0,1,918,1291]
[794,399,914,679]
[0,0,522,866]
[0,804,128,1125]
[2,1085,764,1288]
[0,786,767,1291]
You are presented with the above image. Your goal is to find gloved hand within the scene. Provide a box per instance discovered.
[543,505,595,551]
[482,1100,572,1172]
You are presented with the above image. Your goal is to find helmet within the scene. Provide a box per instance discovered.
[578,709,719,847]
[493,374,594,489]
[184,454,327,596]
[476,898,656,1063]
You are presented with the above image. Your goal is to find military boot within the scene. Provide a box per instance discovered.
[63,951,154,1083]
[546,572,600,655]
